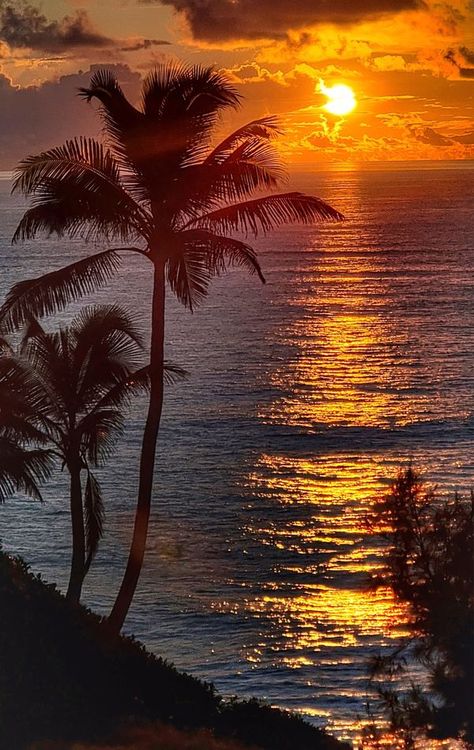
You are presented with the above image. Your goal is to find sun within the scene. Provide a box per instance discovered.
[318,81,356,116]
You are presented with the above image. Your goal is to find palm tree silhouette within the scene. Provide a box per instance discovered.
[13,305,146,602]
[0,63,343,629]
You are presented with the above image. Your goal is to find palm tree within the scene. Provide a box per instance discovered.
[0,63,343,629]
[13,305,146,602]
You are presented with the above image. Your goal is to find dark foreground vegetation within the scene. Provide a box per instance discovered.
[365,468,474,748]
[0,547,348,750]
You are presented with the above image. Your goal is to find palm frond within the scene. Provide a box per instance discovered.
[204,116,282,165]
[174,138,287,224]
[18,321,72,431]
[178,229,265,283]
[15,138,116,195]
[17,327,74,434]
[13,193,145,247]
[214,136,287,193]
[71,305,144,408]
[20,316,46,347]
[141,62,203,117]
[173,66,241,170]
[79,71,144,156]
[16,306,147,467]
[163,361,188,385]
[0,355,54,442]
[12,138,151,243]
[0,439,53,502]
[166,247,211,310]
[0,250,122,333]
[0,333,12,355]
[80,407,124,466]
[90,365,150,413]
[188,192,344,236]
[72,304,143,351]
[88,360,186,418]
[83,468,104,573]
[0,399,51,447]
[143,63,240,120]
[79,69,160,196]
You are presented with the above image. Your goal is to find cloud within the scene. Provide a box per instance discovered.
[407,124,452,145]
[0,3,113,52]
[377,112,424,128]
[0,4,172,60]
[459,46,474,64]
[453,129,474,143]
[224,62,290,86]
[370,54,409,72]
[120,38,170,52]
[254,30,375,66]
[145,0,424,42]
[444,46,474,78]
[377,112,460,148]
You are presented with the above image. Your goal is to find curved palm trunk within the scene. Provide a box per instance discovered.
[66,461,86,602]
[109,260,165,632]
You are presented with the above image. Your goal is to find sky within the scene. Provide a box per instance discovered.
[0,0,473,167]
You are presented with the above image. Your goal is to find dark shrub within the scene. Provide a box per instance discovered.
[367,468,474,746]
[0,549,348,750]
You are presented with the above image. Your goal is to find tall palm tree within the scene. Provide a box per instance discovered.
[13,305,146,602]
[0,63,343,629]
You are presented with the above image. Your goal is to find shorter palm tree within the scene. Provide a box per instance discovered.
[11,305,148,601]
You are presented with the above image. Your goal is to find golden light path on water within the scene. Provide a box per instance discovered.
[244,456,410,704]
[263,248,471,430]
[214,453,460,745]
[209,215,471,747]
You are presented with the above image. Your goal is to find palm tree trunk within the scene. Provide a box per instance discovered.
[108,259,165,632]
[66,461,85,602]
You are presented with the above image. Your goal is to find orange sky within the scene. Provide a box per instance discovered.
[0,0,473,166]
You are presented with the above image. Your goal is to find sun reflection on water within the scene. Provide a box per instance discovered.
[231,451,466,747]
[235,237,471,741]
[222,409,474,750]
[216,182,472,747]
[260,249,470,430]
[214,455,410,739]
[246,585,408,651]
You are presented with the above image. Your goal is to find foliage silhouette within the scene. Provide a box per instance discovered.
[366,467,474,747]
[1,62,343,629]
[0,546,349,750]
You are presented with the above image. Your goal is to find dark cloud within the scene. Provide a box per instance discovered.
[444,47,474,78]
[453,130,474,144]
[0,65,141,168]
[0,3,113,52]
[120,38,170,52]
[143,0,424,41]
[407,124,451,146]
[459,47,474,65]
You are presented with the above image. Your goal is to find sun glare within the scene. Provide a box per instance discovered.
[319,81,357,116]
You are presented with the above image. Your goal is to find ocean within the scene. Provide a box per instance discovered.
[1,161,473,745]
